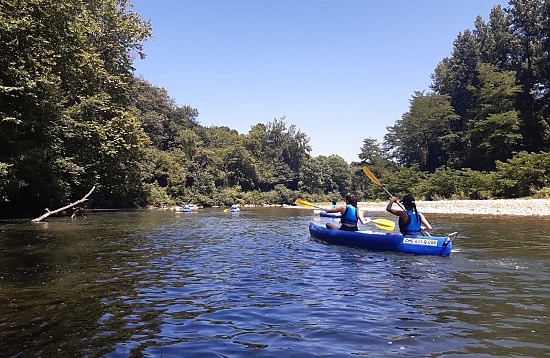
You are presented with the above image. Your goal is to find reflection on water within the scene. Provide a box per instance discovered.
[1,209,549,357]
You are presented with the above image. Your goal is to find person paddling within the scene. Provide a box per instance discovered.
[386,194,432,236]
[324,193,368,231]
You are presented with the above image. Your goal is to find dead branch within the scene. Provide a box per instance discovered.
[31,186,96,222]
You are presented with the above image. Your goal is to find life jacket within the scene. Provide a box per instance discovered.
[340,205,358,226]
[399,210,421,235]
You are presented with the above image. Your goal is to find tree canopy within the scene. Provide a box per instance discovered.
[385,0,550,174]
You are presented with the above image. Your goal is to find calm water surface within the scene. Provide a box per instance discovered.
[1,208,549,357]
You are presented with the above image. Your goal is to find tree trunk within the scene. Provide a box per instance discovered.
[31,186,96,222]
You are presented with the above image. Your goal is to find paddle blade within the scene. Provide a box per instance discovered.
[294,199,315,208]
[372,218,395,231]
[223,208,230,212]
[362,166,383,187]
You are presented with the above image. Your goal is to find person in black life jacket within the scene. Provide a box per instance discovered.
[386,194,432,236]
[324,193,368,231]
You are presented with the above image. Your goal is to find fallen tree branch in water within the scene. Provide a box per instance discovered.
[31,186,95,222]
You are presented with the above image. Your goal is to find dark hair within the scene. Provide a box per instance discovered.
[344,193,358,208]
[402,194,418,217]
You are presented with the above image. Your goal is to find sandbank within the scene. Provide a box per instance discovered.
[357,199,550,216]
[287,199,550,216]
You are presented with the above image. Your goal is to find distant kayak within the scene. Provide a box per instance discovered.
[175,206,194,212]
[319,211,341,218]
[309,222,456,257]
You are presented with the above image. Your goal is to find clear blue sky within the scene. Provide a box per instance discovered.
[130,0,510,163]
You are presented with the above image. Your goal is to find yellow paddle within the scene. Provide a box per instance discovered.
[366,218,395,231]
[294,199,395,231]
[294,199,326,210]
[362,166,431,236]
[224,207,240,212]
[362,166,406,211]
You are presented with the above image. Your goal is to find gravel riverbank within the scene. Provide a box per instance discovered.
[356,199,550,216]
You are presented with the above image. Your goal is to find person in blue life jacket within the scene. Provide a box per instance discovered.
[386,194,432,235]
[324,193,368,231]
[330,200,337,209]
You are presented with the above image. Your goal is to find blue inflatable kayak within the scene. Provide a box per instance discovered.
[309,222,455,256]
[319,211,341,218]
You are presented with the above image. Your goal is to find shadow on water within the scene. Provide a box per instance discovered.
[0,208,549,357]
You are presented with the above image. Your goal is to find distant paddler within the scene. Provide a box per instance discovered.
[324,193,368,231]
[224,204,241,212]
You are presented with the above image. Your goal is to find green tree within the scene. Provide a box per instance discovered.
[133,78,199,151]
[508,0,550,152]
[0,0,151,215]
[430,5,519,168]
[221,146,258,191]
[466,62,522,170]
[361,164,427,201]
[473,7,518,69]
[298,157,327,195]
[245,117,311,191]
[184,147,222,204]
[431,0,550,159]
[493,151,550,198]
[358,137,386,167]
[324,155,353,196]
[299,155,352,196]
[431,30,479,124]
[142,147,188,201]
[384,92,460,172]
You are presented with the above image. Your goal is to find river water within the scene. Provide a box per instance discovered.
[1,208,549,357]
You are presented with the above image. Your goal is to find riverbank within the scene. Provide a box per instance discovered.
[357,199,550,216]
[285,199,550,216]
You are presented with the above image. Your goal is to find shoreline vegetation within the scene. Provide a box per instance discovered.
[284,199,550,216]
[6,2,550,223]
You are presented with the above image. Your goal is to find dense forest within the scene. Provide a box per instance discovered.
[2,0,550,219]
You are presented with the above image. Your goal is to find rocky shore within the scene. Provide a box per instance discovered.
[357,199,550,216]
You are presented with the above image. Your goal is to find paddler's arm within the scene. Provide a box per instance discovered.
[387,197,408,222]
[419,213,432,231]
[357,208,368,225]
[386,197,400,214]
[325,205,345,214]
